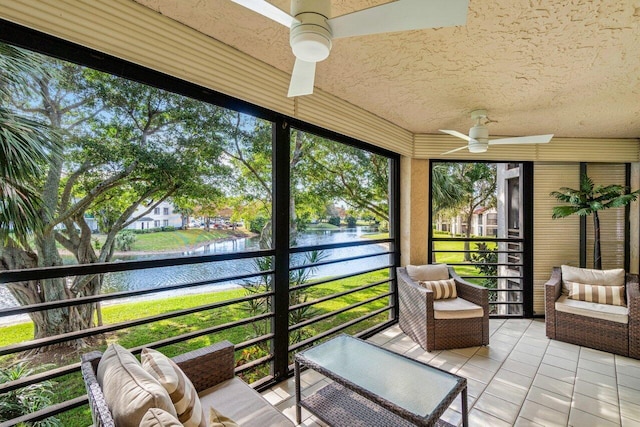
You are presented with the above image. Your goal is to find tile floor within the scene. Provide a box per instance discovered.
[261,318,640,426]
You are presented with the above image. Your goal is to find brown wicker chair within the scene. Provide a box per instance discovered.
[397,266,489,352]
[545,266,640,359]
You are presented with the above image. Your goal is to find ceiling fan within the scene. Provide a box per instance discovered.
[230,0,469,97]
[440,109,554,155]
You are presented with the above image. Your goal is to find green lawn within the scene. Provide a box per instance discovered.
[94,228,251,252]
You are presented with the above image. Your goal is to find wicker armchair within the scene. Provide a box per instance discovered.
[545,266,640,359]
[397,266,489,352]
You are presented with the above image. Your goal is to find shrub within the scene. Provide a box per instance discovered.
[328,216,341,226]
[0,363,61,426]
[378,220,389,233]
[115,229,136,251]
[346,216,357,228]
[249,216,268,234]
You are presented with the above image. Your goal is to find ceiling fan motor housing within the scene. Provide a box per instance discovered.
[468,124,489,152]
[290,0,332,62]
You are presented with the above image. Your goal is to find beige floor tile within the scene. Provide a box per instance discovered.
[465,354,504,372]
[475,345,510,362]
[514,342,548,357]
[519,400,569,427]
[531,373,574,398]
[262,388,287,405]
[577,367,618,389]
[492,332,521,345]
[572,392,620,423]
[617,362,640,379]
[526,386,571,414]
[502,358,540,378]
[457,363,496,384]
[618,373,640,391]
[468,408,513,427]
[568,408,620,427]
[622,417,640,427]
[508,349,544,367]
[514,416,546,426]
[493,368,535,390]
[440,407,463,427]
[620,399,640,422]
[573,378,618,405]
[545,345,580,362]
[619,385,640,404]
[466,377,488,398]
[450,346,480,358]
[580,347,616,364]
[617,355,640,368]
[579,357,617,377]
[300,369,325,387]
[542,353,579,372]
[537,363,576,384]
[484,377,529,405]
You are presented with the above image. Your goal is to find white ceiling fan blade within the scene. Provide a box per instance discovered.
[328,0,468,39]
[488,134,554,145]
[441,145,469,155]
[288,59,316,97]
[440,129,471,141]
[230,0,298,27]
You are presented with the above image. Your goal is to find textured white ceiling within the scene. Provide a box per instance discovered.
[134,0,640,139]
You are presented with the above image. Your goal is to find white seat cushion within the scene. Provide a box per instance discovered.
[433,297,484,320]
[199,378,293,427]
[555,295,628,324]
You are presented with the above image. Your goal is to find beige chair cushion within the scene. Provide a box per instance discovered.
[433,297,484,320]
[139,408,182,427]
[566,281,626,306]
[561,265,625,295]
[419,278,457,299]
[555,295,629,324]
[141,348,206,427]
[97,344,177,427]
[199,377,293,427]
[209,407,239,427]
[406,264,449,282]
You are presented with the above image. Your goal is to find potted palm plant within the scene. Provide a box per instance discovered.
[550,173,640,270]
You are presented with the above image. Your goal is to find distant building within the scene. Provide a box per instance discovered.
[126,200,182,230]
[433,207,497,237]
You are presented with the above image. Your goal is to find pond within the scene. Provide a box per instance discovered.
[0,227,391,322]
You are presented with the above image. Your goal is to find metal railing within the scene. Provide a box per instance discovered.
[0,238,396,426]
[431,236,525,316]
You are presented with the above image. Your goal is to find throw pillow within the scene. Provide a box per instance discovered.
[406,264,449,282]
[418,278,457,300]
[139,408,183,427]
[97,344,177,427]
[566,280,626,306]
[561,265,625,295]
[209,407,239,427]
[141,348,206,427]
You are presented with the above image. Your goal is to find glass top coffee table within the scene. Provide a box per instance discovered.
[295,334,468,427]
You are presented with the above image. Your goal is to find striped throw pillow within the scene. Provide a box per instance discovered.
[566,280,626,306]
[141,348,206,427]
[418,278,457,299]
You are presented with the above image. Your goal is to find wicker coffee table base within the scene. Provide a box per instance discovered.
[300,382,454,427]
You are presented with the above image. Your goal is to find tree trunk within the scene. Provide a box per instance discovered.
[593,211,602,270]
[463,211,473,262]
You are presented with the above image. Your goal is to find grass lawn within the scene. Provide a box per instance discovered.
[93,228,251,252]
[306,223,339,230]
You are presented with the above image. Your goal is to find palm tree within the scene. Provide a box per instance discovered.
[551,173,639,270]
[0,43,60,243]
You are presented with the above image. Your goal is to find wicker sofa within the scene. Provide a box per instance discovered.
[545,265,640,359]
[397,265,489,352]
[81,340,294,427]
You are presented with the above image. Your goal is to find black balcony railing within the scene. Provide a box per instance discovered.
[0,238,396,426]
[430,236,526,316]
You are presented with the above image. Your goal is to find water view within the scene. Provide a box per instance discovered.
[0,227,390,323]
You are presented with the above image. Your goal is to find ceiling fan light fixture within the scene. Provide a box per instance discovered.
[468,139,488,153]
[290,30,331,62]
